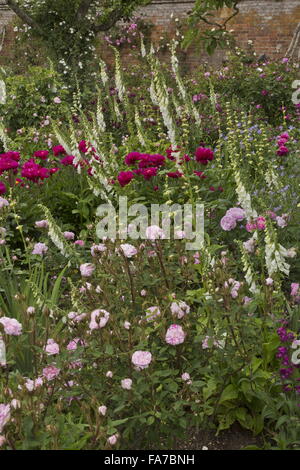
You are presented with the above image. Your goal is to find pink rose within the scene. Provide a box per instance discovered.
[165,324,186,346]
[80,263,95,277]
[131,350,152,370]
[220,215,236,231]
[0,317,22,336]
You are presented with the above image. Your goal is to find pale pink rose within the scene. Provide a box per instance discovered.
[220,215,236,231]
[120,244,138,258]
[266,277,274,286]
[181,372,190,381]
[145,306,161,322]
[42,365,60,381]
[45,339,59,355]
[106,371,113,378]
[140,289,147,296]
[32,242,48,255]
[165,324,185,346]
[63,231,75,240]
[291,283,299,297]
[74,240,85,246]
[124,321,131,330]
[66,338,83,351]
[0,198,9,209]
[202,336,210,349]
[226,207,245,221]
[170,301,190,319]
[276,216,287,228]
[121,378,132,390]
[107,434,118,446]
[145,225,165,240]
[131,350,152,370]
[89,309,110,330]
[98,405,107,416]
[26,306,35,315]
[0,317,22,336]
[0,404,10,433]
[243,238,256,253]
[35,220,49,228]
[91,244,106,256]
[53,97,61,104]
[80,263,95,277]
[10,399,20,409]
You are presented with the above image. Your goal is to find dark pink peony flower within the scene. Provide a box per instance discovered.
[124,152,142,166]
[194,171,206,179]
[34,150,49,160]
[0,182,6,194]
[277,146,289,156]
[60,155,75,166]
[195,147,214,164]
[118,171,135,187]
[52,145,66,156]
[167,171,183,178]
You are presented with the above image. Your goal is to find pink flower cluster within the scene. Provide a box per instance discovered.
[276,132,290,156]
[245,216,266,232]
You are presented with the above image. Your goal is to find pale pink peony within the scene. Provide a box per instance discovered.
[107,434,118,446]
[89,309,110,330]
[91,244,107,256]
[44,339,59,355]
[26,306,35,315]
[121,378,132,390]
[0,317,22,336]
[124,321,131,330]
[131,350,152,370]
[220,215,236,231]
[80,263,95,277]
[63,231,75,240]
[0,198,9,209]
[170,301,190,319]
[32,242,48,255]
[226,207,245,221]
[181,372,191,381]
[291,283,299,297]
[145,225,165,240]
[165,324,186,346]
[145,306,161,322]
[98,405,107,416]
[120,243,138,258]
[42,365,60,381]
[35,220,49,228]
[0,404,10,433]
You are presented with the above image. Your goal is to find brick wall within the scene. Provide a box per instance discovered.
[1,0,300,68]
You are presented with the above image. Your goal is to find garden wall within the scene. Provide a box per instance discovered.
[1,0,300,68]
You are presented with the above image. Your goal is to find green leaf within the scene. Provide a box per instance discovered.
[219,384,238,404]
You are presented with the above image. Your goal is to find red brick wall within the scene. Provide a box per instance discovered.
[1,0,300,68]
